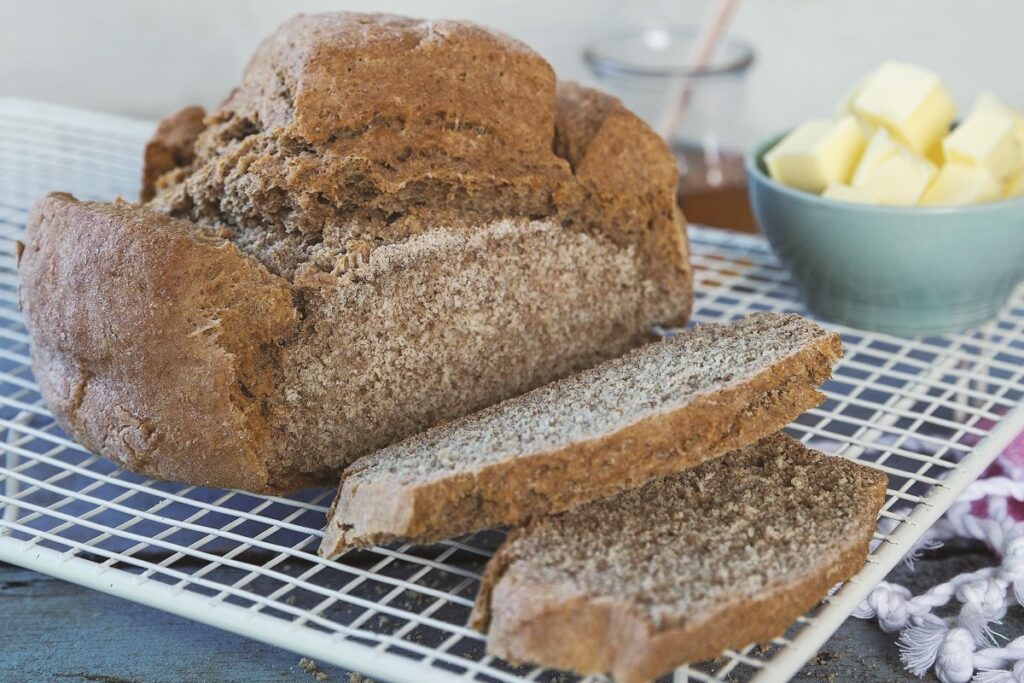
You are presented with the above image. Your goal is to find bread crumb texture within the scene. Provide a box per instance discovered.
[19,12,692,492]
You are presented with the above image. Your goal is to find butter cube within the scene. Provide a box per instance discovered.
[765,116,867,192]
[943,106,1024,180]
[851,128,898,186]
[924,143,944,167]
[962,94,1024,168]
[968,93,1024,157]
[851,61,956,154]
[1006,173,1024,199]
[860,151,936,206]
[851,129,936,206]
[821,183,877,204]
[971,92,1012,117]
[919,163,1002,206]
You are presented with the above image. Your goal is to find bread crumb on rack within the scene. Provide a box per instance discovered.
[298,657,328,681]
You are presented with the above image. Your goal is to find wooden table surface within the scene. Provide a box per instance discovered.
[6,543,999,683]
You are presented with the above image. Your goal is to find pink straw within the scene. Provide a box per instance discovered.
[657,0,741,142]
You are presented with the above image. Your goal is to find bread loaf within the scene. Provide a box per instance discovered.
[319,313,842,557]
[470,433,887,683]
[19,12,692,492]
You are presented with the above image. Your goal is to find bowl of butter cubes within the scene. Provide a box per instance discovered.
[747,61,1024,336]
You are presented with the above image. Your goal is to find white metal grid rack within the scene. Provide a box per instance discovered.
[1,98,1023,683]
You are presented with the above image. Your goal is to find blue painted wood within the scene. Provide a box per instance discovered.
[0,562,363,683]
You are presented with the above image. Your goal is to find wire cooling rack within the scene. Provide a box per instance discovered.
[1,98,1023,683]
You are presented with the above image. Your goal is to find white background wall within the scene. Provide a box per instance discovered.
[3,0,1022,145]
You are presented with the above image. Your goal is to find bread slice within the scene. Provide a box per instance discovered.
[318,313,842,557]
[470,433,887,683]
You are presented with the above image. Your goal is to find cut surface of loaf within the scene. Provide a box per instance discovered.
[19,12,693,493]
[318,313,843,557]
[470,433,888,683]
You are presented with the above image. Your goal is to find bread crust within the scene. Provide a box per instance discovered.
[469,436,888,683]
[476,527,876,683]
[554,82,690,291]
[319,325,841,556]
[228,13,557,150]
[140,105,206,202]
[20,194,303,491]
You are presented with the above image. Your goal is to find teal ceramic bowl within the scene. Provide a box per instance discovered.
[747,133,1024,336]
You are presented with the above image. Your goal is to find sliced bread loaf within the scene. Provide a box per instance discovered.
[22,13,692,494]
[319,313,842,558]
[469,433,887,683]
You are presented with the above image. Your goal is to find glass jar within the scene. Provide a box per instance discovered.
[584,25,757,231]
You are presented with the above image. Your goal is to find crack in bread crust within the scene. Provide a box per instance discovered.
[143,15,691,294]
